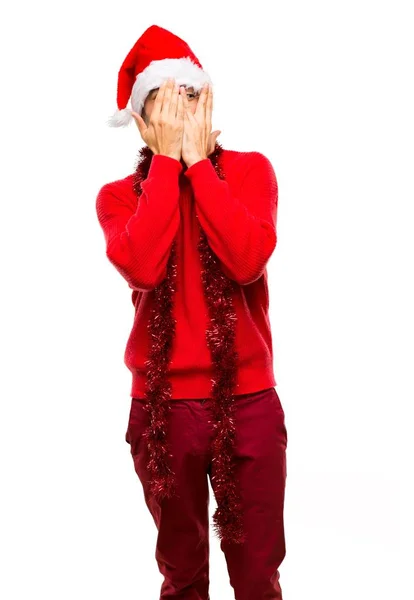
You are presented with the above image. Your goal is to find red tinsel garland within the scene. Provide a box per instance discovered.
[132,143,247,545]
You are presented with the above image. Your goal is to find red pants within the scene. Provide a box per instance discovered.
[125,386,288,600]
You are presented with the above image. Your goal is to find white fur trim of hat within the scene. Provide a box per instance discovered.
[107,57,213,127]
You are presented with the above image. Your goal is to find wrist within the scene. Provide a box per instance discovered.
[185,155,208,168]
[149,153,184,177]
[158,152,181,162]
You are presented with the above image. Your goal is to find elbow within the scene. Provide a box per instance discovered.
[240,228,277,284]
[238,226,277,285]
[221,231,277,286]
[127,278,160,293]
[151,264,168,289]
[235,269,266,286]
[220,262,264,286]
[135,264,168,291]
[106,247,161,292]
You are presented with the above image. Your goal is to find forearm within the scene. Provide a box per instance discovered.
[184,156,278,285]
[97,155,183,291]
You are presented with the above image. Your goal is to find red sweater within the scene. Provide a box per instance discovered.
[96,149,279,399]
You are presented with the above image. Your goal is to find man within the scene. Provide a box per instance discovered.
[96,24,288,600]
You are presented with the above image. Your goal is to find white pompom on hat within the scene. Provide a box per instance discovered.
[107,24,213,127]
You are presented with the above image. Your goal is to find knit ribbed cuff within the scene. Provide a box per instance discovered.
[147,154,184,179]
[183,157,214,182]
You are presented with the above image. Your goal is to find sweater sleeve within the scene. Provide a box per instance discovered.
[96,154,183,292]
[183,152,278,285]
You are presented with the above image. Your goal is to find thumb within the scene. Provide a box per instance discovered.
[131,111,147,136]
[208,130,221,155]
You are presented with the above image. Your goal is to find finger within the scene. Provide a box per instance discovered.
[161,78,174,117]
[195,82,209,119]
[152,79,169,121]
[184,105,197,125]
[169,81,179,118]
[180,87,198,125]
[176,91,184,121]
[179,85,190,112]
[206,84,213,131]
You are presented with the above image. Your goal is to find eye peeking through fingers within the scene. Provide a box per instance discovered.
[181,86,200,100]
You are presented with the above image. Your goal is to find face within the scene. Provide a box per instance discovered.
[142,85,200,124]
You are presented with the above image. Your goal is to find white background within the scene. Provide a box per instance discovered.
[1,1,412,598]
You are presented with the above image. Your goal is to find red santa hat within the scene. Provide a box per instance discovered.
[107,24,213,127]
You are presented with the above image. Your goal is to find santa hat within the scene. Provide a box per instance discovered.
[107,24,213,127]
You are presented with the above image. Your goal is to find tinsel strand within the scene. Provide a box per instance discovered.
[132,143,247,544]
